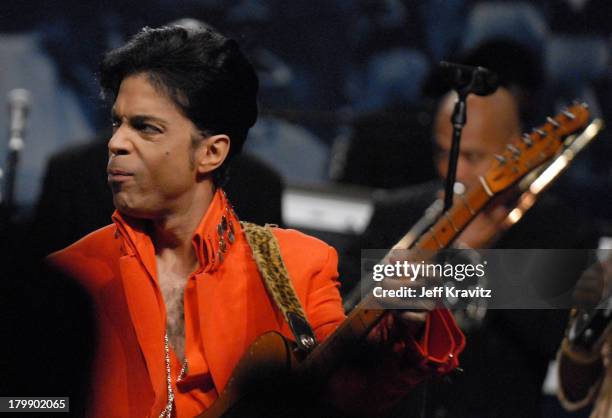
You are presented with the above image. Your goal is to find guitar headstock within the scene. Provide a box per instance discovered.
[483,103,590,193]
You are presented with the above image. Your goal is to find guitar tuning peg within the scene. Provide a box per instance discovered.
[561,109,576,120]
[521,133,533,147]
[573,100,589,109]
[494,154,507,164]
[507,144,521,157]
[546,116,561,129]
[572,99,589,109]
[533,128,547,138]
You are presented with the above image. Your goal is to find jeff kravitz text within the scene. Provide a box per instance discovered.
[369,259,493,303]
[372,285,492,299]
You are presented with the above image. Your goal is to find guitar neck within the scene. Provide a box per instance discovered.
[413,181,491,251]
[298,297,386,375]
[301,182,492,375]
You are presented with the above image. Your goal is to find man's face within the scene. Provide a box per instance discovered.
[433,91,520,189]
[107,74,202,219]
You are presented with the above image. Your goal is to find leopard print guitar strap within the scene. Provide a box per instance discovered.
[242,222,318,353]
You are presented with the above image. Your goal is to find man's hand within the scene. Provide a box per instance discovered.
[369,253,441,341]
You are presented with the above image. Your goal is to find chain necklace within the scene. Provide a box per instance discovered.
[159,333,188,418]
[159,192,234,417]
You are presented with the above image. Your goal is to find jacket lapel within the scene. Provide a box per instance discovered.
[119,255,168,415]
[197,239,281,392]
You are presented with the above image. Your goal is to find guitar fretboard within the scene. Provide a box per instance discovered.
[415,182,491,251]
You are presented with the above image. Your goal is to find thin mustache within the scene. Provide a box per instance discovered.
[107,167,134,176]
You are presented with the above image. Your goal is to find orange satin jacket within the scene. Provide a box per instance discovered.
[48,189,464,418]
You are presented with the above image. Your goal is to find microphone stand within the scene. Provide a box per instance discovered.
[443,65,495,211]
[0,140,20,233]
[444,90,468,211]
[2,136,21,221]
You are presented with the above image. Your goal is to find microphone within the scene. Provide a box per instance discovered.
[2,88,31,214]
[440,61,499,96]
[7,89,31,152]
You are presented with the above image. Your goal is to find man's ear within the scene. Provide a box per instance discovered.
[195,134,230,175]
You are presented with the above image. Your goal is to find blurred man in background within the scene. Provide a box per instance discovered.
[355,87,596,418]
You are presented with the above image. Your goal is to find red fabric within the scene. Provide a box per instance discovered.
[328,310,464,416]
[48,188,464,418]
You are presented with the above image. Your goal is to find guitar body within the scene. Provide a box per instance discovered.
[197,332,306,418]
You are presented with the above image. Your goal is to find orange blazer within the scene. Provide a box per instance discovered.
[48,189,463,418]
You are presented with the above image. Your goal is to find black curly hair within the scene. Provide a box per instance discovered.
[99,21,259,185]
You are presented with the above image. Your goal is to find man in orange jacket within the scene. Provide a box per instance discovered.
[49,21,464,418]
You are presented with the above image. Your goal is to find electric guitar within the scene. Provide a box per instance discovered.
[197,103,591,418]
